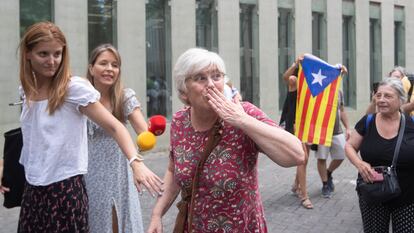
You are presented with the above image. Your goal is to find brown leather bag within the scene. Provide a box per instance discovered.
[173,121,222,233]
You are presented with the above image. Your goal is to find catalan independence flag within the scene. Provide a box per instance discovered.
[294,54,342,146]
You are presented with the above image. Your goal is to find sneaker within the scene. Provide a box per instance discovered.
[321,184,331,198]
[327,175,335,192]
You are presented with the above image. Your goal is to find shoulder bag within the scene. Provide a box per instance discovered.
[2,127,25,208]
[173,121,222,233]
[356,114,404,204]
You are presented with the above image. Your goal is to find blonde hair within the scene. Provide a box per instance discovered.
[87,44,126,122]
[19,21,71,114]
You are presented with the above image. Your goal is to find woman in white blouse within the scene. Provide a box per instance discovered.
[0,21,163,233]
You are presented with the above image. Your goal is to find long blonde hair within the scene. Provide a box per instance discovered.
[19,21,71,114]
[87,44,126,122]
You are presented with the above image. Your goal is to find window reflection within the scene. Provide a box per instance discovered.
[88,0,117,55]
[146,0,172,119]
[394,6,405,67]
[278,7,295,110]
[240,1,259,106]
[312,0,327,60]
[196,0,218,52]
[342,0,356,108]
[20,0,53,37]
[369,2,382,92]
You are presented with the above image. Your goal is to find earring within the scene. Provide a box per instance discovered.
[32,70,38,87]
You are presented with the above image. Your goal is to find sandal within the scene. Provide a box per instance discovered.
[301,197,314,209]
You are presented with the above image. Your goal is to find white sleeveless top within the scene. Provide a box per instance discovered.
[19,76,100,186]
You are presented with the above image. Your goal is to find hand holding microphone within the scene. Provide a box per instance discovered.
[136,115,167,152]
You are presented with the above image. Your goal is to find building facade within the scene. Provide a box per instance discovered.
[1,0,413,148]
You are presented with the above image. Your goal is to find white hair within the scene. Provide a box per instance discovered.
[379,77,407,105]
[173,48,226,105]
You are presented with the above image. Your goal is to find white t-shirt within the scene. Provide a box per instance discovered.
[19,76,100,186]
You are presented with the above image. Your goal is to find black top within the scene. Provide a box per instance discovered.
[280,90,297,134]
[355,113,414,207]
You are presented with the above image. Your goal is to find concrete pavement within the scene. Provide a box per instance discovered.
[0,150,363,233]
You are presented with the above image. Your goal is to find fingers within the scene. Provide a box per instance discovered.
[141,176,164,198]
[134,180,143,194]
[358,162,374,183]
[132,164,164,198]
[0,186,10,194]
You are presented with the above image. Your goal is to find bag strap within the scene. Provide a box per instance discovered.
[187,120,222,232]
[365,114,373,135]
[391,113,405,170]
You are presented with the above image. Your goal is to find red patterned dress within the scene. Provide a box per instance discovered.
[170,102,277,233]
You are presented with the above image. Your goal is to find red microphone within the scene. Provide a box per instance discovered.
[148,115,166,136]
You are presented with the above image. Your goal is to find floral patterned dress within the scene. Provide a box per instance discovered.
[86,88,143,233]
[170,102,277,233]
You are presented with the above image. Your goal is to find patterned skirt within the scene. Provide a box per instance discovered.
[18,175,89,233]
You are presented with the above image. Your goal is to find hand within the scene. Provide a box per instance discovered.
[130,161,164,197]
[340,65,348,75]
[0,166,10,194]
[205,86,247,127]
[295,55,304,65]
[356,160,375,183]
[147,215,163,233]
[345,128,352,141]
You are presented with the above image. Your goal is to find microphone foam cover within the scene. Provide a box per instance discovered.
[136,131,156,152]
[148,115,167,136]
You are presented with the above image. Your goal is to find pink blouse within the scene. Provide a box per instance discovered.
[170,102,277,232]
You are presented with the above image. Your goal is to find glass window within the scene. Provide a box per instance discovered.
[369,2,382,92]
[278,7,295,110]
[240,0,260,106]
[20,0,54,36]
[88,0,117,55]
[196,0,218,52]
[342,0,356,108]
[394,6,405,67]
[312,0,327,60]
[146,0,172,119]
[312,12,327,60]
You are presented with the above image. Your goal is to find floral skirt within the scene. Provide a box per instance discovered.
[18,175,89,233]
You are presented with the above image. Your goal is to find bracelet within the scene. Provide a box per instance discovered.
[128,154,144,166]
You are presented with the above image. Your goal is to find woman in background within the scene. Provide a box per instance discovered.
[345,78,414,232]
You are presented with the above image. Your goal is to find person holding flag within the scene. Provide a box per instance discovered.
[294,54,349,198]
[314,83,351,198]
[281,55,313,209]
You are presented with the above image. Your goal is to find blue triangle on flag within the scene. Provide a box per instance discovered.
[301,54,341,97]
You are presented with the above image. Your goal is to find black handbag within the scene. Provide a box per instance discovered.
[356,114,405,204]
[2,127,25,208]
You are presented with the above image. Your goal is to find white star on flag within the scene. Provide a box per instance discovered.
[311,69,327,86]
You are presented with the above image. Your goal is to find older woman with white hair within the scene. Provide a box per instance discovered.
[147,48,304,233]
[346,77,414,233]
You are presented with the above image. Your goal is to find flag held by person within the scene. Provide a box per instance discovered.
[294,54,342,146]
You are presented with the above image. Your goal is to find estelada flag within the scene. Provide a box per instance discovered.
[294,54,342,146]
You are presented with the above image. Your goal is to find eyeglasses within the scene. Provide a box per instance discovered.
[186,72,224,84]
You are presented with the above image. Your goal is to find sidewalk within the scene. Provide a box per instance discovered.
[0,151,363,233]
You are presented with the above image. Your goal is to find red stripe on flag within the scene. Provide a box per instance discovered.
[307,92,323,143]
[298,73,311,140]
[297,69,304,93]
[319,78,339,145]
